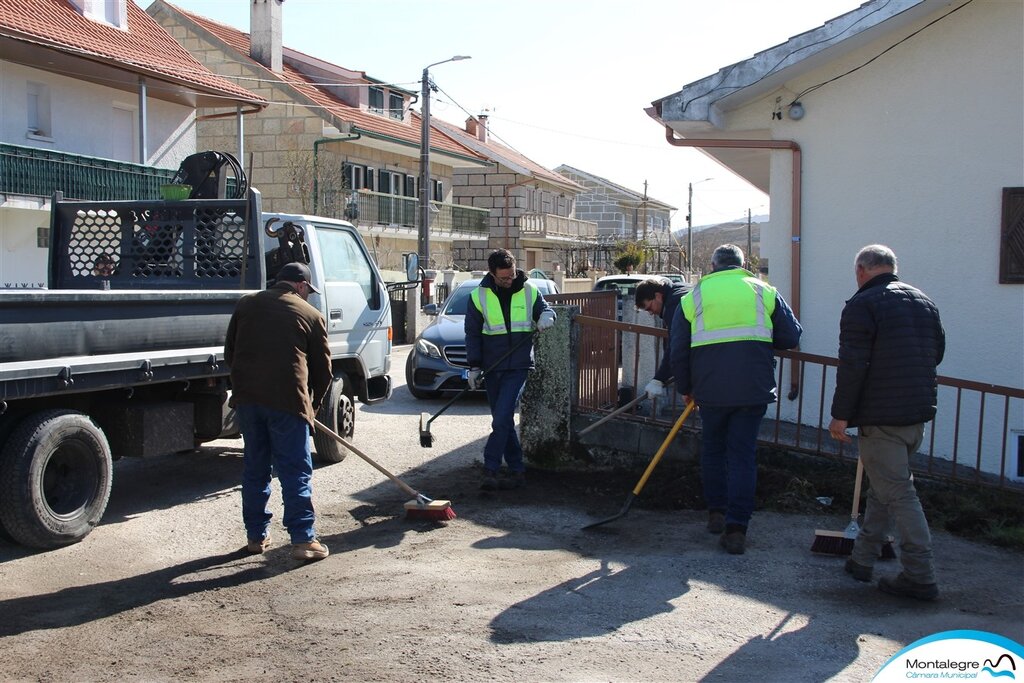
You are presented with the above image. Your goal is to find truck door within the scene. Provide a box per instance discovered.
[310,226,389,375]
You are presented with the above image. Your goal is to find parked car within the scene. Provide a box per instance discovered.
[655,272,689,286]
[593,273,656,321]
[406,277,560,399]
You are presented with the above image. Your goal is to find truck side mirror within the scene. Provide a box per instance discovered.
[404,253,420,282]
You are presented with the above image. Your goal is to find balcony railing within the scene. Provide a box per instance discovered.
[520,212,598,241]
[0,143,175,201]
[336,189,489,237]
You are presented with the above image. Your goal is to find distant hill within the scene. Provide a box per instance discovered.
[673,219,762,268]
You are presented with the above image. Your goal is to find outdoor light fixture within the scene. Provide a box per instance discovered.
[419,55,471,268]
[787,101,805,120]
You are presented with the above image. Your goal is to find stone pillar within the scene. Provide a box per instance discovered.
[521,306,580,468]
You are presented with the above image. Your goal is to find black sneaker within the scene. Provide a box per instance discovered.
[878,573,939,601]
[844,558,873,583]
[706,511,726,535]
[498,471,526,490]
[480,471,499,491]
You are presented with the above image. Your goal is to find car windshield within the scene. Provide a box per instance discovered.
[442,285,475,315]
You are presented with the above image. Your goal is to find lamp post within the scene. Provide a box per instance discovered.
[686,177,713,275]
[418,55,470,269]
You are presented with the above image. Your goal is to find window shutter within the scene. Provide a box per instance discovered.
[1000,187,1024,284]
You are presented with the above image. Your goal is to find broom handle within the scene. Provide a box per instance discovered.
[313,419,419,499]
[427,332,536,429]
[631,401,694,495]
[850,456,864,522]
[578,379,674,437]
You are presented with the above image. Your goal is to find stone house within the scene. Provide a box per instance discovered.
[146,0,491,272]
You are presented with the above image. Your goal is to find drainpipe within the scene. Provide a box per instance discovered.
[312,133,361,214]
[663,127,802,399]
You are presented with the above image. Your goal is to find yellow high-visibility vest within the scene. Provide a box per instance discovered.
[680,268,775,347]
[471,283,536,335]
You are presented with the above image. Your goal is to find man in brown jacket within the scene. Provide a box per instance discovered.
[225,262,333,561]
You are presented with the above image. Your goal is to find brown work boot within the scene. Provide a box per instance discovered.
[844,558,873,583]
[246,534,271,554]
[719,525,746,555]
[706,511,726,535]
[291,539,329,562]
[878,573,938,601]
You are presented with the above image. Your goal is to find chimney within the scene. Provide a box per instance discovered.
[465,117,478,138]
[475,114,489,143]
[250,0,284,73]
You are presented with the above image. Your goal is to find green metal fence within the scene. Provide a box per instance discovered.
[0,143,175,201]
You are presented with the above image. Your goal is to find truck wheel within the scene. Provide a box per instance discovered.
[313,373,354,464]
[405,352,441,400]
[0,410,112,549]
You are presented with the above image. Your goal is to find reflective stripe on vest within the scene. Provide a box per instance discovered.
[472,282,536,335]
[680,269,776,347]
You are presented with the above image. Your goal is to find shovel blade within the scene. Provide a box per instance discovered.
[581,494,635,531]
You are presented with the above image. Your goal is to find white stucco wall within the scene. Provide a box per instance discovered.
[2,61,196,166]
[723,0,1023,476]
[1,61,200,284]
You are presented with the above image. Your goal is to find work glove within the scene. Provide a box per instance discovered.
[467,368,482,390]
[537,310,556,332]
[644,379,666,400]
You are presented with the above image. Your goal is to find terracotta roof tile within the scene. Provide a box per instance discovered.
[0,0,263,104]
[173,4,486,162]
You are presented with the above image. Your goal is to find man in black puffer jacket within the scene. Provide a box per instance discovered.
[829,244,945,601]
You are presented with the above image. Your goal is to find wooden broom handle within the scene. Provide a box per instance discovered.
[851,456,864,520]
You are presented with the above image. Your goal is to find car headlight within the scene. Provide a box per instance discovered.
[416,338,442,358]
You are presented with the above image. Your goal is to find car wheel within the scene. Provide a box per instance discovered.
[405,352,441,400]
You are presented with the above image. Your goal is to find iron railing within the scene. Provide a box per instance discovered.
[338,189,489,237]
[573,314,1024,491]
[0,143,175,201]
[520,212,599,240]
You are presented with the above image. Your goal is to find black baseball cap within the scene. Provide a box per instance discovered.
[276,262,320,294]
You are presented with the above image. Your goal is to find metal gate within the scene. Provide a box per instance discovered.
[388,285,409,344]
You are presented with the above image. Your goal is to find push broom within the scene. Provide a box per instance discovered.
[419,332,535,448]
[313,419,456,521]
[811,456,895,558]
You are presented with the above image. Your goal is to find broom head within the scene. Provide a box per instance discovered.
[811,529,856,556]
[419,412,434,448]
[404,498,456,521]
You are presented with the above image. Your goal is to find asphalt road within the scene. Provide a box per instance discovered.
[0,344,1021,682]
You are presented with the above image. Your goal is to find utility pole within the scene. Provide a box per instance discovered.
[747,208,752,263]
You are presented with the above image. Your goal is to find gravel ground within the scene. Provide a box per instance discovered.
[0,345,1020,682]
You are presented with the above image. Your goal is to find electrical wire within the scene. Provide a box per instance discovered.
[789,0,974,104]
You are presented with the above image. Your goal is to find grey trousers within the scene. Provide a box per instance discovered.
[851,423,936,584]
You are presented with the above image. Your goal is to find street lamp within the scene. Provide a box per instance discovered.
[686,177,714,275]
[418,55,471,269]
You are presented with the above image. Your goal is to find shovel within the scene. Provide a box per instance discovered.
[582,400,695,530]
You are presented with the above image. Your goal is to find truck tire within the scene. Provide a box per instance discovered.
[405,352,441,400]
[0,410,112,549]
[313,373,354,464]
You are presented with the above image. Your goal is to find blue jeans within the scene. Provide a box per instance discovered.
[698,404,767,529]
[236,404,317,544]
[483,369,529,474]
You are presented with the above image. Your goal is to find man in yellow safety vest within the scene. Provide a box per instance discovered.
[670,244,802,554]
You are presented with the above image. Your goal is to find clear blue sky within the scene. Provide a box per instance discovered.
[156,0,863,228]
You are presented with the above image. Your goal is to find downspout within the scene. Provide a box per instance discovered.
[196,105,265,163]
[663,127,802,399]
[312,133,361,214]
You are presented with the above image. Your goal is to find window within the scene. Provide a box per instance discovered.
[27,81,51,138]
[365,167,375,192]
[431,179,443,202]
[404,175,416,198]
[368,86,384,114]
[317,227,376,306]
[1000,187,1024,284]
[388,92,404,121]
[342,162,370,191]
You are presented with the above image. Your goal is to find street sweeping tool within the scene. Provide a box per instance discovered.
[313,419,455,521]
[419,332,535,448]
[582,400,695,530]
[811,456,896,558]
